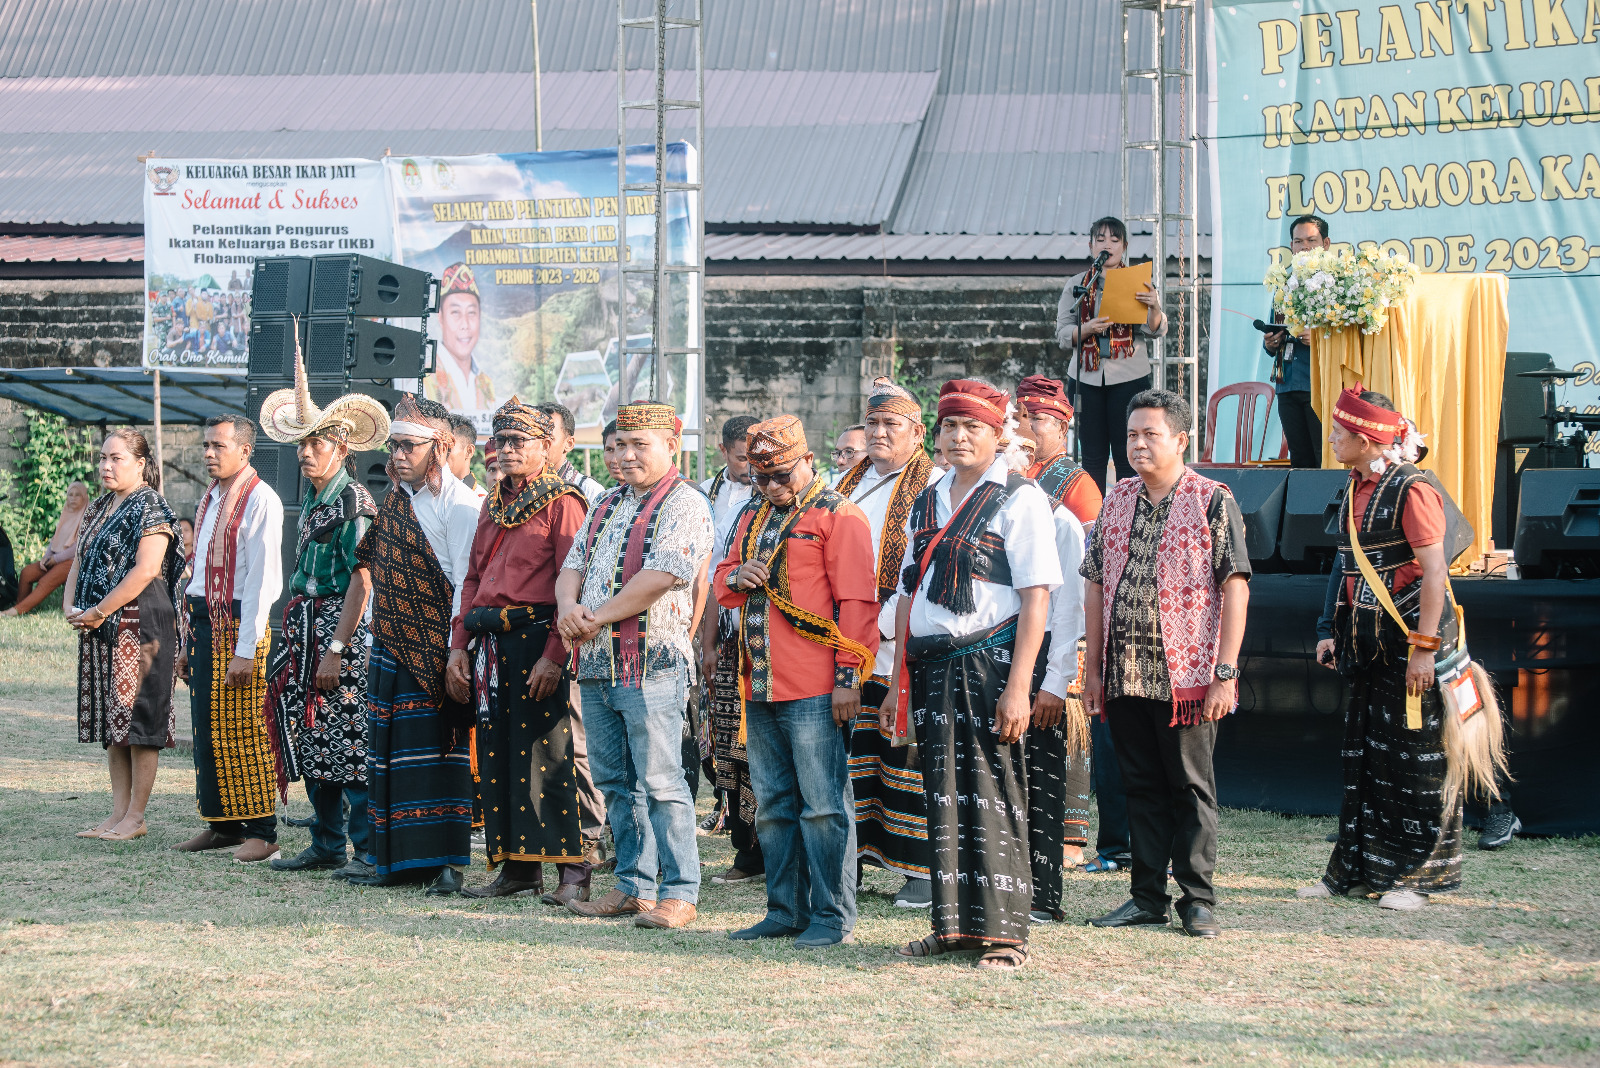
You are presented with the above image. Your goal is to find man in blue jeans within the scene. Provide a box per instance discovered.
[556,401,714,930]
[713,416,879,948]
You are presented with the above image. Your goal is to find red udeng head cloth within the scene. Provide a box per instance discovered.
[937,379,1009,430]
[1015,373,1074,423]
[1332,385,1405,446]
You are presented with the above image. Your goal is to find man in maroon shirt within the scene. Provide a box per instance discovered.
[446,397,590,901]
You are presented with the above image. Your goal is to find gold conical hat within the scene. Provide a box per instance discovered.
[257,316,390,449]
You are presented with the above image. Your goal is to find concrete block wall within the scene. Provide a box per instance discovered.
[1,279,144,369]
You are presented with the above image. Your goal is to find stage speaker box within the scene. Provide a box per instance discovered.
[268,506,299,637]
[1500,351,1556,444]
[251,442,302,505]
[1513,469,1600,578]
[250,257,311,318]
[1278,470,1347,567]
[1202,468,1287,562]
[246,316,305,379]
[305,315,426,380]
[352,451,392,498]
[310,254,431,318]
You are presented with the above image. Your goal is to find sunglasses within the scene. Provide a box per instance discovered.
[752,462,804,486]
[386,438,433,456]
[494,433,537,451]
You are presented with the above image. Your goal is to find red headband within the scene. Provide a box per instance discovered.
[937,379,1009,430]
[1015,373,1074,423]
[1332,385,1404,445]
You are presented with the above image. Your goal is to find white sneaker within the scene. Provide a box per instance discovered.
[1028,909,1055,924]
[1378,889,1428,911]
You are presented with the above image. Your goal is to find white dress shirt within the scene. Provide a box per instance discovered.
[699,471,753,557]
[185,479,284,659]
[847,461,914,678]
[400,469,483,621]
[899,457,1062,640]
[1041,503,1086,699]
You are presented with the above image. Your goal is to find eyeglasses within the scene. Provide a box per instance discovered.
[494,433,537,451]
[387,438,432,456]
[831,446,864,461]
[752,462,805,486]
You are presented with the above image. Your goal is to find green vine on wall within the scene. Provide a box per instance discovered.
[0,411,98,562]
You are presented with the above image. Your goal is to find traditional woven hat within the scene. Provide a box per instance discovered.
[439,262,480,302]
[865,375,921,419]
[1332,385,1405,445]
[616,401,681,434]
[258,322,390,449]
[491,394,552,439]
[746,414,808,472]
[1015,373,1074,423]
[937,379,1009,430]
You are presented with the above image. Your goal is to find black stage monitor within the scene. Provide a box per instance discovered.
[250,257,311,318]
[246,316,305,379]
[1280,467,1474,568]
[251,442,302,505]
[1201,468,1287,562]
[305,315,427,380]
[1514,468,1600,578]
[352,451,392,498]
[1501,351,1556,444]
[310,255,431,318]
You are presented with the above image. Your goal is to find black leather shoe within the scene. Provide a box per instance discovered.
[1180,903,1220,938]
[1086,898,1171,928]
[281,813,317,828]
[269,847,344,872]
[1479,812,1522,850]
[426,868,464,896]
[347,872,406,887]
[1325,832,1339,843]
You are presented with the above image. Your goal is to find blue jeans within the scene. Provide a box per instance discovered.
[1091,715,1131,863]
[306,779,369,861]
[581,672,700,904]
[744,694,857,933]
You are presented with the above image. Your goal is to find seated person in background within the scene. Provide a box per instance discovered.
[4,480,90,616]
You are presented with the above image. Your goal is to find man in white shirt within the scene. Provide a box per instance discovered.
[346,395,483,895]
[171,415,285,864]
[445,414,488,501]
[836,378,937,908]
[887,379,1060,970]
[539,402,606,503]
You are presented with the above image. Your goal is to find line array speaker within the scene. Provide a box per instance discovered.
[250,257,311,318]
[305,315,427,380]
[310,254,432,318]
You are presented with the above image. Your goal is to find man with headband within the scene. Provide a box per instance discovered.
[890,379,1060,970]
[556,401,713,929]
[836,377,938,909]
[258,345,388,876]
[713,415,878,947]
[1016,374,1101,524]
[345,395,482,894]
[446,397,591,901]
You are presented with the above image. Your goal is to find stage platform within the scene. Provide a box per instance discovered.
[1218,574,1600,837]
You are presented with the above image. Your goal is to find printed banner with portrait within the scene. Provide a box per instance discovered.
[142,158,391,372]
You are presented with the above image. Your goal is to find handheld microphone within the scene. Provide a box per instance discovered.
[1252,319,1286,334]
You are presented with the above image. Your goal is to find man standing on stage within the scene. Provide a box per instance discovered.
[1301,388,1468,911]
[1265,215,1330,468]
[172,414,284,864]
[891,379,1060,970]
[538,401,606,502]
[697,413,761,878]
[1083,389,1250,939]
[556,401,714,929]
[257,361,388,874]
[446,398,592,901]
[838,377,936,908]
[350,396,481,894]
[714,416,878,947]
[1017,374,1102,523]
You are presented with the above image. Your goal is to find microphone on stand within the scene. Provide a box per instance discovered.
[1090,249,1110,272]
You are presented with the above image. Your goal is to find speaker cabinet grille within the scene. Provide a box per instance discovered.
[309,256,356,315]
[305,317,351,376]
[250,257,310,317]
[247,317,299,378]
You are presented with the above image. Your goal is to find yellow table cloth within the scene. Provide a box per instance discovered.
[1310,273,1509,564]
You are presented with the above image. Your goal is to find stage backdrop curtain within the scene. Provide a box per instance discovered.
[1311,273,1508,564]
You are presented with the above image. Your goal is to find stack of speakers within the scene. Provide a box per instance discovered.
[245,254,434,627]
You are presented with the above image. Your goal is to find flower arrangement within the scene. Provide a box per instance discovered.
[1263,245,1419,336]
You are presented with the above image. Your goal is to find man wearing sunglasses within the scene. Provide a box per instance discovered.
[446,398,591,902]
[714,415,878,948]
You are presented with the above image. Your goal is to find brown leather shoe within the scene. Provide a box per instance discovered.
[232,838,281,863]
[170,828,243,853]
[541,882,591,907]
[632,899,697,929]
[566,888,648,917]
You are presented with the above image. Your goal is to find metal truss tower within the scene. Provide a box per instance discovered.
[1122,0,1202,456]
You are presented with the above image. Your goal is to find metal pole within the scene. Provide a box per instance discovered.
[617,0,631,405]
[531,0,543,151]
[652,0,669,402]
[694,0,705,478]
[151,367,164,483]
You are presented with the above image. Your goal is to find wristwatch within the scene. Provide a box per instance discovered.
[328,639,348,656]
[1213,663,1239,681]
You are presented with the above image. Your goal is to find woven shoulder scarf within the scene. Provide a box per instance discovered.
[1030,452,1086,507]
[1078,270,1134,373]
[1096,469,1227,725]
[902,474,1020,615]
[836,453,933,604]
[487,466,582,529]
[581,472,686,685]
[189,468,260,628]
[355,486,457,705]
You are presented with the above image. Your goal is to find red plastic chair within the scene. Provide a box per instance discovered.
[1199,382,1288,465]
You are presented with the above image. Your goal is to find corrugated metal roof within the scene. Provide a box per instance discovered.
[0,367,243,425]
[0,0,943,77]
[706,231,1210,261]
[0,234,143,262]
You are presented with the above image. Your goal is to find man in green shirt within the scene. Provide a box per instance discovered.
[257,356,388,875]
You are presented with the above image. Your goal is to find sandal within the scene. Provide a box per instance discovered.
[1081,855,1121,874]
[896,933,947,958]
[975,945,1029,970]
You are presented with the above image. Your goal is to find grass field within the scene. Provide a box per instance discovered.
[1,611,1596,1066]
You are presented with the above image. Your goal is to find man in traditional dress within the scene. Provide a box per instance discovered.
[1300,388,1464,911]
[538,401,606,502]
[838,377,937,908]
[889,379,1061,970]
[701,415,759,551]
[446,398,592,902]
[257,356,389,874]
[556,401,714,929]
[713,416,878,947]
[445,413,488,501]
[1016,374,1102,523]
[346,395,481,894]
[172,414,284,863]
[1082,389,1250,939]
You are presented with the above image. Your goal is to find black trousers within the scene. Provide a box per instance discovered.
[1106,696,1219,913]
[1277,390,1323,469]
[212,816,277,842]
[1070,374,1151,493]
